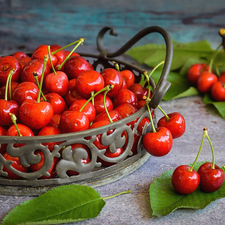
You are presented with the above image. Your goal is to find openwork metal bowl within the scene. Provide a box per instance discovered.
[0,26,173,195]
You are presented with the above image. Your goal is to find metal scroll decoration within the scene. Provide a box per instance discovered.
[0,26,173,188]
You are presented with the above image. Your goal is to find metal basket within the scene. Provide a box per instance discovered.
[0,26,173,196]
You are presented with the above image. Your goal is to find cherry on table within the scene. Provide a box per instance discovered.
[197,71,218,93]
[211,81,225,102]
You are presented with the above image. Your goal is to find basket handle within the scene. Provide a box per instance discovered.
[96,26,173,108]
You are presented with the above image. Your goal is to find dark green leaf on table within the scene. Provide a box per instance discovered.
[126,40,213,71]
[1,184,106,225]
[151,70,199,100]
[203,94,225,118]
[150,162,225,217]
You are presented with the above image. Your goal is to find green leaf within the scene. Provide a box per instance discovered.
[203,94,225,118]
[151,70,199,100]
[150,162,225,217]
[2,185,106,225]
[126,40,214,71]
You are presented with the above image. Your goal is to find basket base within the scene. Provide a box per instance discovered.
[0,152,150,196]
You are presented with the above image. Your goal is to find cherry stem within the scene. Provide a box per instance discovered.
[209,44,222,72]
[157,105,170,121]
[113,61,120,72]
[9,113,22,136]
[91,91,95,106]
[142,61,165,87]
[103,87,113,124]
[57,38,85,70]
[189,127,207,171]
[4,69,15,101]
[102,189,131,200]
[37,55,48,103]
[33,72,47,101]
[51,38,85,55]
[204,127,215,169]
[146,102,156,133]
[48,46,57,75]
[79,85,113,112]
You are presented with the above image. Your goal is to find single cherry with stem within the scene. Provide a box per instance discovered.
[197,127,225,192]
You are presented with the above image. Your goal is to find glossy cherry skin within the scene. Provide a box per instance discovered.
[65,51,80,57]
[0,99,19,128]
[113,88,138,108]
[20,59,50,83]
[12,51,30,60]
[100,68,123,98]
[19,99,54,130]
[172,165,200,195]
[157,112,186,139]
[0,81,19,99]
[218,71,225,82]
[198,162,225,192]
[76,70,105,98]
[188,63,210,86]
[69,99,96,122]
[120,70,135,88]
[32,44,58,69]
[12,81,39,106]
[42,92,66,114]
[60,110,89,133]
[197,71,218,93]
[143,127,173,157]
[2,152,29,179]
[30,150,59,179]
[0,56,22,85]
[67,143,91,176]
[37,126,62,151]
[93,94,113,115]
[64,56,93,79]
[0,126,7,154]
[44,71,69,97]
[129,83,145,101]
[211,81,225,102]
[94,110,123,123]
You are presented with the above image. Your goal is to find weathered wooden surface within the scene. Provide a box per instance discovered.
[0,0,225,54]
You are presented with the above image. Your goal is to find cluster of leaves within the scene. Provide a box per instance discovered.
[126,40,225,118]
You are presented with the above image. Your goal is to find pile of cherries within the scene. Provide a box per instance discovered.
[0,40,186,180]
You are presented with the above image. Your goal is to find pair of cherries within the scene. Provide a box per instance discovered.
[172,127,225,194]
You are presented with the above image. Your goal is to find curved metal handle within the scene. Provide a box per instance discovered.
[97,26,173,108]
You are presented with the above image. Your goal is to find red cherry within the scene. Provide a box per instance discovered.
[69,99,96,122]
[30,150,59,179]
[32,44,58,69]
[64,56,93,79]
[44,71,69,96]
[218,71,225,82]
[60,110,89,133]
[94,110,123,123]
[0,81,19,99]
[198,162,225,192]
[120,70,135,88]
[100,68,123,98]
[211,81,225,102]
[67,143,91,176]
[50,44,66,70]
[18,57,32,69]
[19,99,54,130]
[143,127,173,156]
[12,51,30,60]
[188,63,210,86]
[64,88,83,106]
[37,126,62,151]
[42,92,66,114]
[0,99,19,128]
[12,81,39,106]
[98,147,123,167]
[129,83,145,101]
[93,94,113,115]
[65,51,80,57]
[137,100,146,109]
[2,152,29,179]
[20,59,50,83]
[0,56,21,85]
[130,134,141,155]
[197,71,218,93]
[113,88,138,108]
[76,70,105,98]
[137,117,150,135]
[172,165,200,195]
[157,112,186,139]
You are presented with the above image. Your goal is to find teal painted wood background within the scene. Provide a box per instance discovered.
[0,0,224,54]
